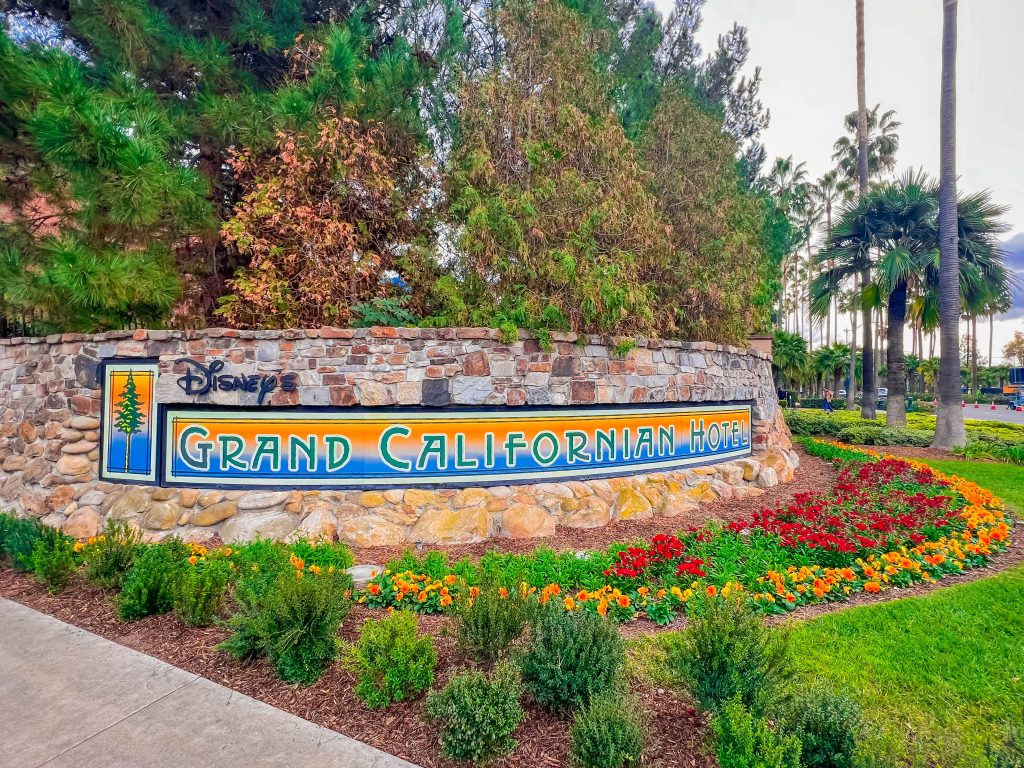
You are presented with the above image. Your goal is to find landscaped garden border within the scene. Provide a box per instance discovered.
[0,439,1015,768]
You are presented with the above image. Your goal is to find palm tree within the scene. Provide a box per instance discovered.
[853,0,876,421]
[918,357,939,394]
[816,343,852,397]
[812,170,854,345]
[814,175,1010,427]
[933,0,964,449]
[832,105,902,184]
[772,330,808,390]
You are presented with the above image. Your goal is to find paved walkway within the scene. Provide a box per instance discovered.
[0,598,417,768]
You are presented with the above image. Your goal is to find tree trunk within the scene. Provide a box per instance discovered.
[847,291,859,410]
[988,313,994,369]
[933,0,966,449]
[886,281,908,427]
[855,0,875,420]
[971,313,978,394]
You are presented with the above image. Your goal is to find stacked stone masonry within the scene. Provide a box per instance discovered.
[0,327,797,546]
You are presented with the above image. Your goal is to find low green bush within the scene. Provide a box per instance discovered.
[82,519,142,589]
[0,513,45,571]
[173,556,232,627]
[350,610,436,708]
[116,539,190,621]
[713,698,801,768]
[220,568,352,685]
[569,691,646,768]
[794,438,871,464]
[457,580,531,663]
[834,425,932,447]
[783,685,861,768]
[958,437,1024,465]
[426,663,525,764]
[289,538,355,571]
[29,531,78,593]
[521,605,625,714]
[667,596,793,714]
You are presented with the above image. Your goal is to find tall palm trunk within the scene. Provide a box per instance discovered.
[886,281,908,426]
[970,314,979,393]
[988,313,994,371]
[855,0,876,419]
[933,0,966,448]
[847,296,858,410]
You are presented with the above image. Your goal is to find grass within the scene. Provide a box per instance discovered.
[790,562,1024,768]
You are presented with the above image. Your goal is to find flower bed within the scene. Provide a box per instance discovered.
[360,442,1012,623]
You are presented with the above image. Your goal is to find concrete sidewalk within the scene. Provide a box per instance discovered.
[0,597,417,768]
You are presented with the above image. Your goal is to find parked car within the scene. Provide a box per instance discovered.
[877,387,888,400]
[837,389,847,398]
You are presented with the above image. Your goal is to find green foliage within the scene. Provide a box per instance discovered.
[351,296,420,328]
[457,580,531,663]
[173,557,232,627]
[713,698,802,768]
[794,437,872,464]
[288,539,354,572]
[835,425,933,447]
[349,610,436,708]
[29,532,78,593]
[0,513,44,571]
[569,691,646,768]
[426,663,526,764]
[521,605,625,713]
[667,596,793,714]
[783,685,862,768]
[221,568,352,685]
[82,519,142,590]
[117,540,190,621]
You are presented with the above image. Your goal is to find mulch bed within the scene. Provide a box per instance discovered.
[0,569,715,768]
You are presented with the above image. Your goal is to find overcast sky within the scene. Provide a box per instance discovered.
[656,0,1023,363]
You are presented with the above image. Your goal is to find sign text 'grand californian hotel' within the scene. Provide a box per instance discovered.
[100,358,752,489]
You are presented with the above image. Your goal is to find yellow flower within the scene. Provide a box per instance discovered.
[563,597,576,611]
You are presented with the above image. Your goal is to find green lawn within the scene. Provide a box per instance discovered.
[790,460,1024,768]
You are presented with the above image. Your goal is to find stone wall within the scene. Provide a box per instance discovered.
[0,327,797,546]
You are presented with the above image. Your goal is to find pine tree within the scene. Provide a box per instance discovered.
[113,371,145,472]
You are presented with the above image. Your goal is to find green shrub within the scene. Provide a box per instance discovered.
[835,425,932,447]
[521,605,625,714]
[0,513,45,571]
[220,568,352,685]
[350,610,436,708]
[116,539,190,621]
[795,438,872,464]
[82,519,142,589]
[458,580,531,663]
[713,698,801,768]
[569,691,646,768]
[784,685,861,768]
[988,724,1024,768]
[667,596,793,714]
[173,557,232,627]
[426,663,525,764]
[289,538,354,571]
[29,531,78,593]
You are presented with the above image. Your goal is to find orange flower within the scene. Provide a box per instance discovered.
[368,583,381,595]
[440,595,453,608]
[417,591,428,603]
[469,586,480,599]
[596,600,608,617]
[563,597,576,611]
[548,584,561,596]
[499,587,509,599]
[188,555,198,565]
[444,574,457,585]
[864,581,881,593]
[617,595,630,609]
[706,585,718,597]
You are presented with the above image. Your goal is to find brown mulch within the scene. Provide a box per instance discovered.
[0,569,715,768]
[867,445,960,462]
[347,447,838,566]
